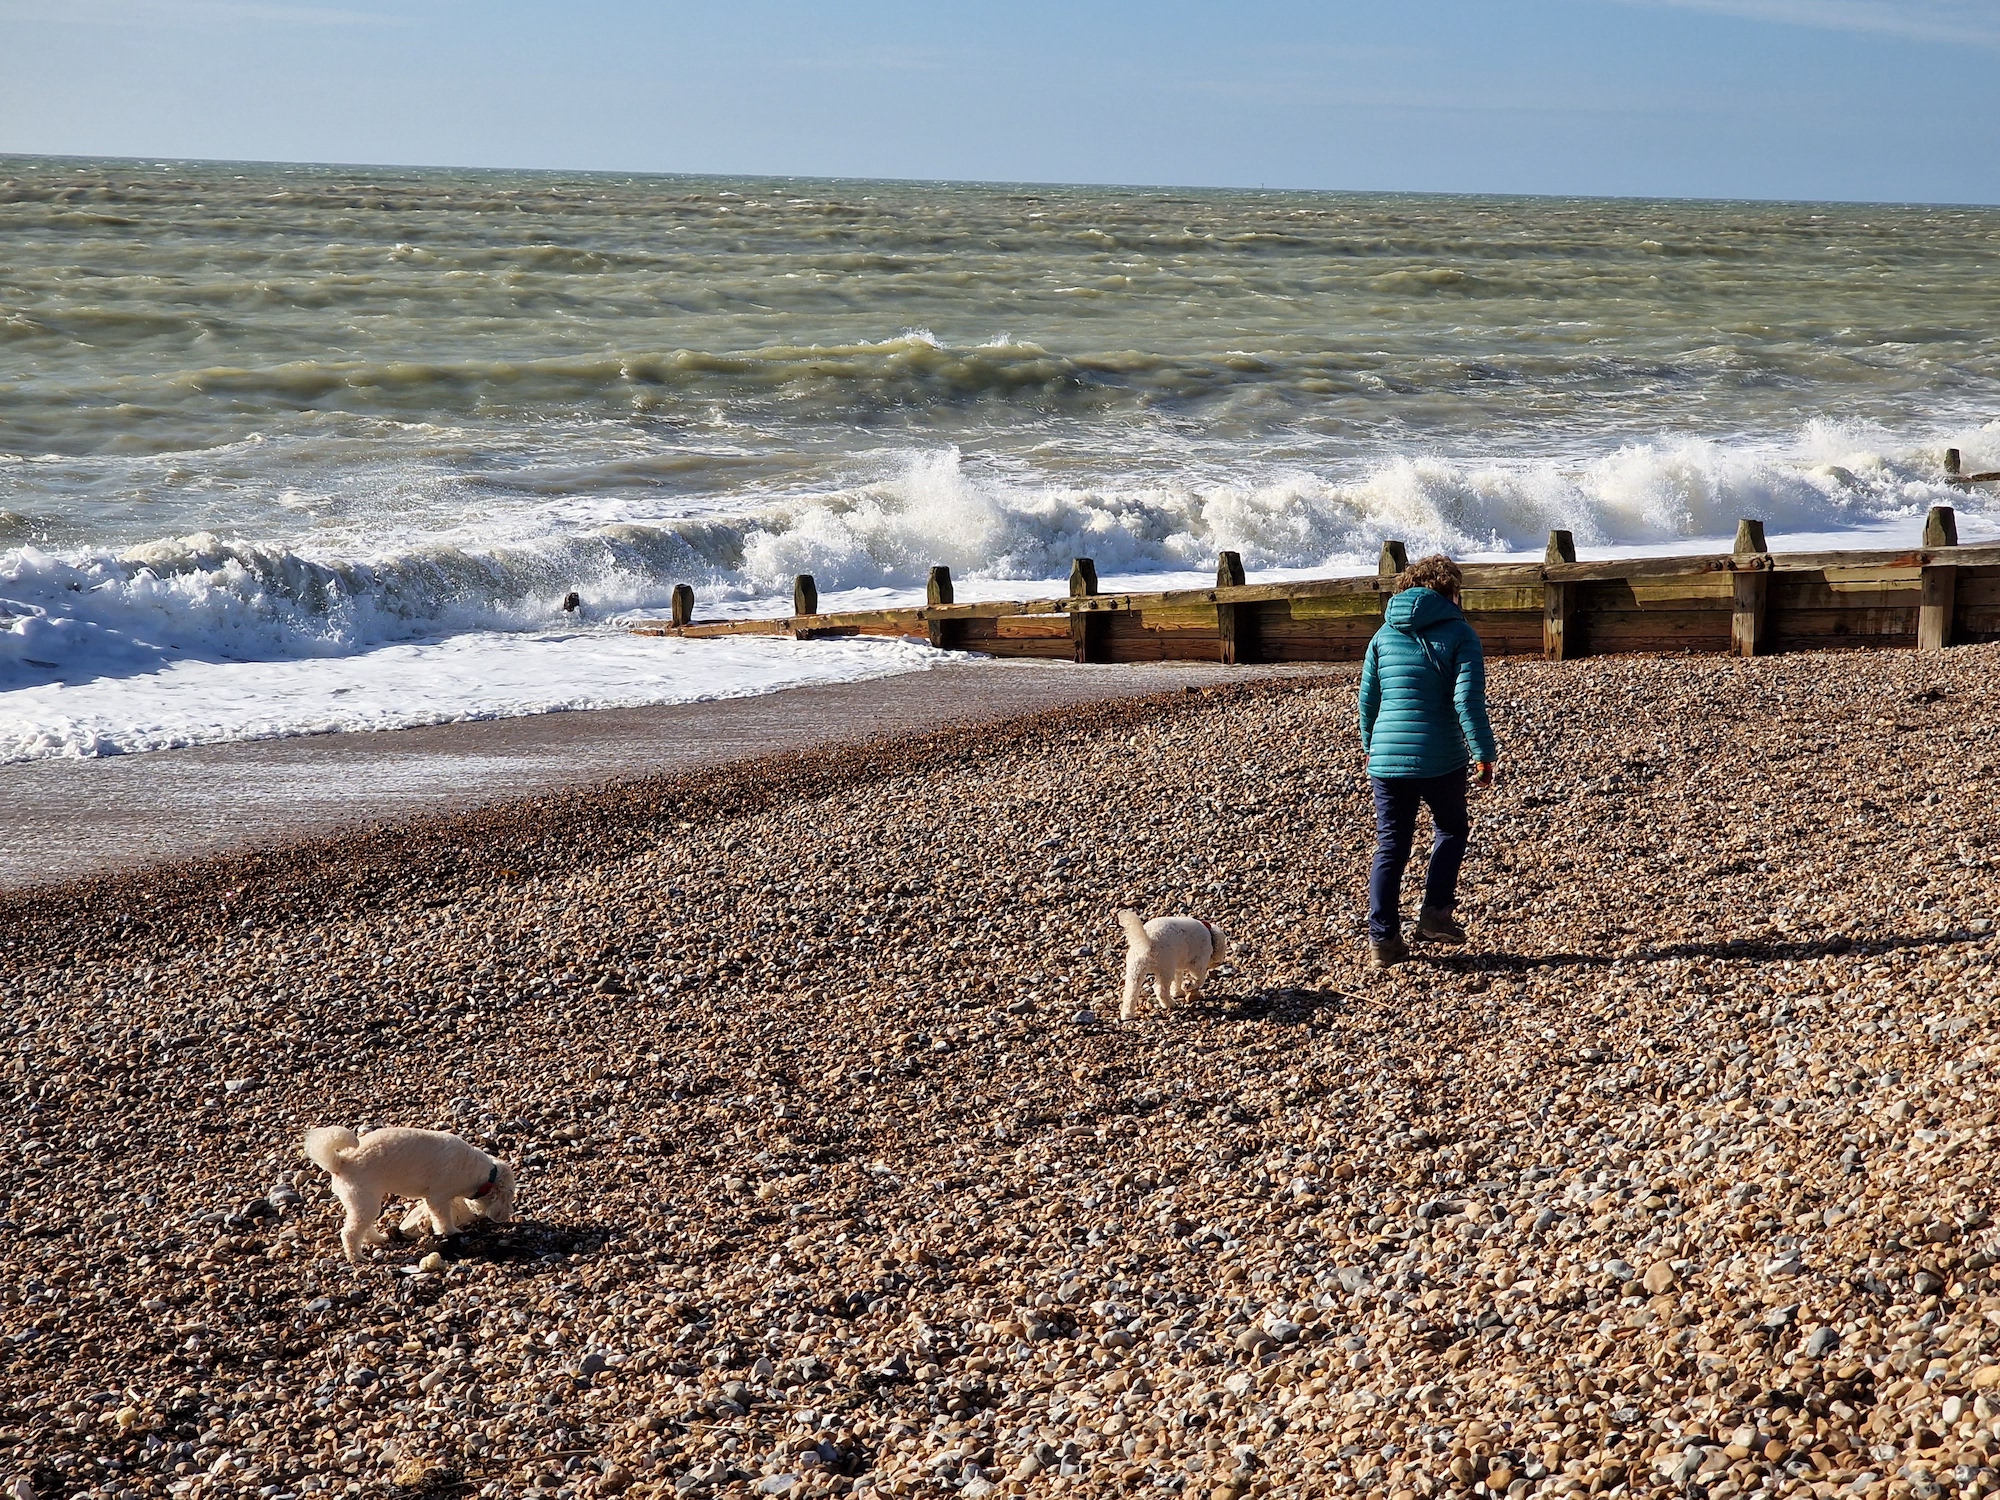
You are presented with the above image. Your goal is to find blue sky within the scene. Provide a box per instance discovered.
[2,0,1996,203]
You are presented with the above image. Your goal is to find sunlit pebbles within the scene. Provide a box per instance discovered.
[4,648,2000,1496]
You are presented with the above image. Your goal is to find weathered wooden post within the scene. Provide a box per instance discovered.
[1920,505,1960,652]
[1943,451,2000,485]
[793,573,818,618]
[1731,519,1768,659]
[1377,541,1409,630]
[670,584,694,628]
[1544,529,1577,662]
[1069,557,1106,664]
[1214,551,1250,665]
[925,565,956,651]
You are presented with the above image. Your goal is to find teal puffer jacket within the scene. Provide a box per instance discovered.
[1358,587,1498,779]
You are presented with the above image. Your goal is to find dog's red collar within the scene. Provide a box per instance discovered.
[1199,919,1216,941]
[471,1163,500,1201]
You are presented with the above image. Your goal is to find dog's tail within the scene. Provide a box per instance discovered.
[303,1126,360,1175]
[1116,908,1149,945]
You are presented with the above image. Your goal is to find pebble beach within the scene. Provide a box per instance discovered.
[5,646,2000,1500]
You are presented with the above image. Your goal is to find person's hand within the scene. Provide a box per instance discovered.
[1473,760,1497,789]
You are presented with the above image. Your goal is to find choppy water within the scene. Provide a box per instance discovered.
[4,156,1999,759]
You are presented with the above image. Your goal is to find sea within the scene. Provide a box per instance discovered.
[4,156,1998,762]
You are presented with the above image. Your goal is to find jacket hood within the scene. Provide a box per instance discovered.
[1384,586,1462,633]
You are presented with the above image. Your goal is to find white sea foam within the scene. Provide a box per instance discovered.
[0,421,1991,762]
[0,630,942,762]
[723,424,1991,595]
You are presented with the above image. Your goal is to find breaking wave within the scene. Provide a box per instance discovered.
[2,422,1984,695]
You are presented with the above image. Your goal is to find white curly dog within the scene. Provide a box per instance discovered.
[304,1125,516,1264]
[1117,907,1229,1020]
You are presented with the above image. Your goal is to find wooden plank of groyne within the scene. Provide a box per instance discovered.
[1205,577,1383,606]
[1821,565,1923,589]
[926,599,1068,620]
[1456,563,1549,590]
[1289,594,1384,620]
[1628,575,1735,604]
[1463,623,1548,658]
[1953,567,2000,642]
[1775,544,2000,571]
[1136,604,1224,631]
[1769,578,1920,612]
[954,615,1071,658]
[1255,607,1376,662]
[632,618,794,639]
[1106,613,1224,662]
[788,610,928,636]
[1768,564,1920,646]
[1068,577,1382,611]
[1255,637,1374,664]
[1581,608,1735,649]
[636,607,931,640]
[1769,609,1921,649]
[1461,586,1543,612]
[1546,554,1734,583]
[994,615,1075,640]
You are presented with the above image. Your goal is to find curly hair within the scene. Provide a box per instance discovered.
[1396,553,1463,598]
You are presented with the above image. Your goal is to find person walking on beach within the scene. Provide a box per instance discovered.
[1358,553,1498,968]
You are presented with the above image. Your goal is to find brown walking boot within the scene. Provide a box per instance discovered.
[1413,907,1467,946]
[1369,933,1409,969]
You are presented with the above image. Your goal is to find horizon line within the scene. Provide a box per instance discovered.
[4,148,1996,214]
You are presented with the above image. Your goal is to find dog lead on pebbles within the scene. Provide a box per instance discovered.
[3,648,2000,1499]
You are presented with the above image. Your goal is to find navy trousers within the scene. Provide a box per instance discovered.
[1368,768,1471,941]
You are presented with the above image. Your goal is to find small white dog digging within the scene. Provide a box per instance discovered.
[304,1125,516,1264]
[1117,907,1229,1020]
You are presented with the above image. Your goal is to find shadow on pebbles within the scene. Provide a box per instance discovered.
[5,648,2000,1500]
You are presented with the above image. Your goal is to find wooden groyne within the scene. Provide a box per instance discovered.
[632,504,2000,663]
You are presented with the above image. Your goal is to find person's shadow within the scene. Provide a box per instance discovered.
[1210,923,1987,1023]
[1423,925,1984,975]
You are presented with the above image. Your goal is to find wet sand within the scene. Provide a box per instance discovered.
[0,658,1318,890]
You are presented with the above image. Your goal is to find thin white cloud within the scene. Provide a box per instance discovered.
[0,0,400,26]
[1607,0,2000,47]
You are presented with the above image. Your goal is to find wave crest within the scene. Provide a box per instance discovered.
[2,423,1974,693]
